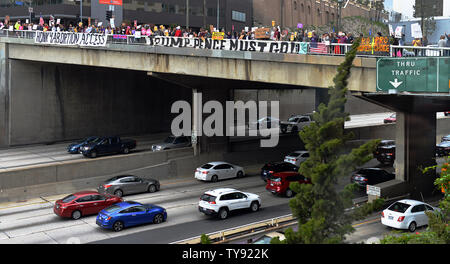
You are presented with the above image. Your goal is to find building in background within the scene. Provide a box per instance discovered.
[252,0,385,29]
[0,0,253,32]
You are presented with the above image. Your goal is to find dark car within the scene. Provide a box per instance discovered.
[265,171,311,197]
[436,141,450,157]
[260,162,299,182]
[383,113,396,124]
[373,140,395,164]
[96,201,167,232]
[67,136,100,154]
[53,191,122,220]
[80,136,137,158]
[351,168,395,189]
[97,175,160,197]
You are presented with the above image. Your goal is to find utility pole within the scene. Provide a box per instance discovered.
[80,0,83,23]
[337,0,343,33]
[203,0,206,28]
[217,0,220,31]
[186,0,189,29]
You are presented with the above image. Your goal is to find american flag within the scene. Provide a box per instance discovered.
[309,42,328,54]
[39,15,44,26]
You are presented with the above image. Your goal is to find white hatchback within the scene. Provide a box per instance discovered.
[198,188,261,219]
[284,151,310,167]
[381,199,440,232]
[195,162,245,182]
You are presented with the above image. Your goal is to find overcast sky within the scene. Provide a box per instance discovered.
[391,0,450,19]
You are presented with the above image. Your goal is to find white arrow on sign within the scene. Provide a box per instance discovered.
[389,79,403,89]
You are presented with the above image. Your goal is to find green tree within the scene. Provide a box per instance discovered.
[276,38,380,244]
[200,234,212,244]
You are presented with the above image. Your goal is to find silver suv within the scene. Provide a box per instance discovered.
[198,188,261,220]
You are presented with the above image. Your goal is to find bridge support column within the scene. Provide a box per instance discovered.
[395,111,437,199]
[0,42,9,147]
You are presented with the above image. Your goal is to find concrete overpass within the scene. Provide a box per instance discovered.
[1,37,377,92]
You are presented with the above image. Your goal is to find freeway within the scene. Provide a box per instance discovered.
[1,112,446,170]
[0,158,389,244]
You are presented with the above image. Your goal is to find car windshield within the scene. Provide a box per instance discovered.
[287,117,299,122]
[287,153,300,157]
[379,141,394,147]
[200,194,216,202]
[271,177,282,182]
[388,202,411,213]
[201,164,214,169]
[103,205,122,213]
[164,136,175,143]
[253,236,272,244]
[61,195,76,203]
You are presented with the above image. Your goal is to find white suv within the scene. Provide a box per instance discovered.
[198,188,261,220]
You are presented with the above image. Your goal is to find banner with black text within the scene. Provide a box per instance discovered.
[145,36,302,54]
[34,31,107,47]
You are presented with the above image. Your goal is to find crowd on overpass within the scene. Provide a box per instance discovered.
[1,16,450,57]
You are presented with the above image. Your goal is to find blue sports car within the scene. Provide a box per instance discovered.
[96,201,167,232]
[67,136,100,154]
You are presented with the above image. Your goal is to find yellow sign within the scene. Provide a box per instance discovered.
[212,32,225,40]
[272,20,275,27]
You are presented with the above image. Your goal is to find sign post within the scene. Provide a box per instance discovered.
[377,58,450,93]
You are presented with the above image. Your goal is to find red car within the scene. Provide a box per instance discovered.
[265,171,311,197]
[53,191,122,220]
[383,113,396,124]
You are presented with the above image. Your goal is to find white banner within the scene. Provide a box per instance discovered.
[34,31,107,47]
[411,23,422,39]
[395,26,403,38]
[145,36,302,54]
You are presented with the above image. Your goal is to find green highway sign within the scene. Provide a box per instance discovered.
[376,57,450,93]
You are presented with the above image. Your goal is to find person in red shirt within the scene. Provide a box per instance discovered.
[174,26,182,37]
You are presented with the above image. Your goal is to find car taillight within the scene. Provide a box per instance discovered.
[209,201,216,205]
[104,184,112,188]
[398,216,405,222]
[106,216,111,221]
[381,212,384,218]
[269,171,274,174]
[202,171,208,174]
[387,153,393,156]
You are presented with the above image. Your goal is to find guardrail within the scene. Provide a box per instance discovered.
[171,214,296,244]
[1,29,450,58]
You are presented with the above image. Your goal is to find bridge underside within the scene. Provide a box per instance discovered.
[357,93,450,198]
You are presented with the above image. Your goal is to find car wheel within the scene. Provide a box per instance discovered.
[148,184,157,193]
[285,189,294,198]
[114,189,123,197]
[113,221,124,232]
[71,210,82,220]
[291,126,298,134]
[236,171,244,178]
[218,208,228,220]
[153,213,164,224]
[211,175,219,183]
[250,201,260,212]
[123,147,129,154]
[281,126,287,134]
[90,151,97,158]
[408,222,417,232]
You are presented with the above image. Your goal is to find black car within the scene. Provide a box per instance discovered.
[373,140,395,164]
[436,141,450,157]
[351,168,395,189]
[80,136,137,158]
[260,162,299,182]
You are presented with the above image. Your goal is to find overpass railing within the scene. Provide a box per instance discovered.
[2,29,450,58]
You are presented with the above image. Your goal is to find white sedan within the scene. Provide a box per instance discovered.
[381,199,440,232]
[195,162,245,182]
[284,151,310,167]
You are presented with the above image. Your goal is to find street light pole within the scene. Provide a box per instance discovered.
[186,0,189,29]
[80,0,83,23]
[217,0,219,30]
[337,0,343,33]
